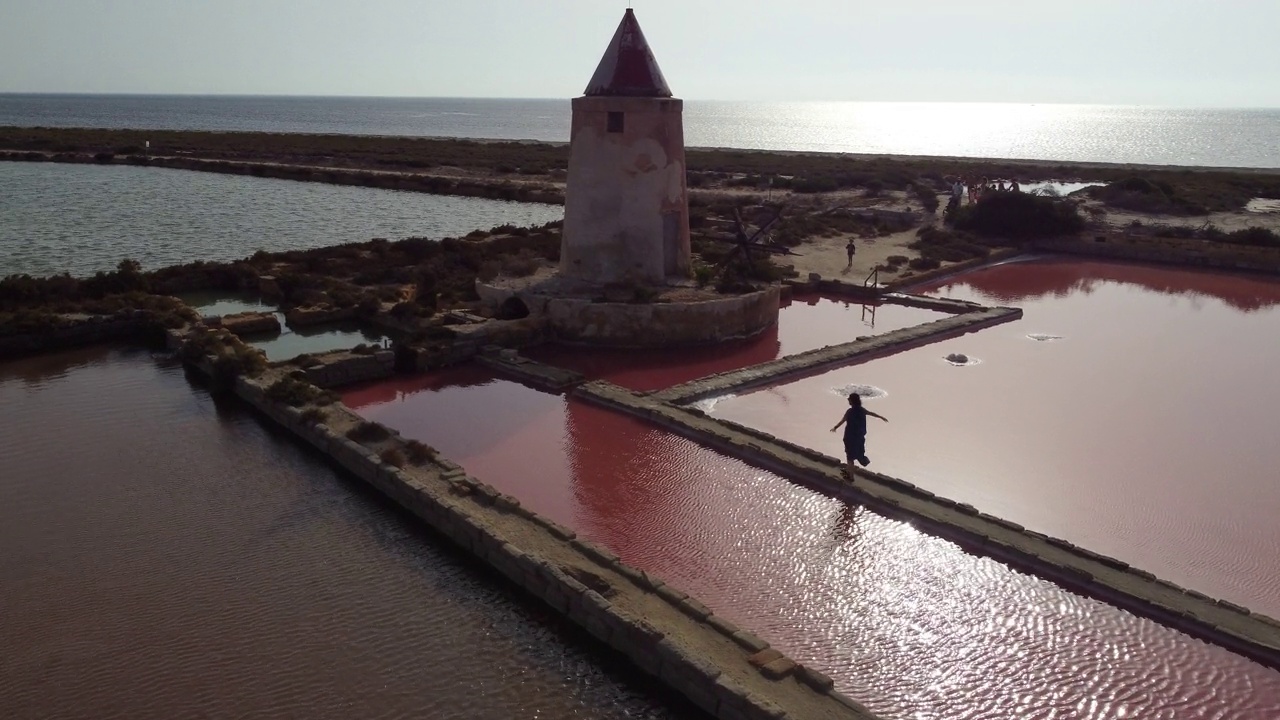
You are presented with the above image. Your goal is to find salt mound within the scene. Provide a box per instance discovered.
[834,384,887,400]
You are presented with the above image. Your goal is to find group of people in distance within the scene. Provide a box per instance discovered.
[947,175,1022,216]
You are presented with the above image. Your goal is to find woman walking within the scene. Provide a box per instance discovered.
[831,394,888,472]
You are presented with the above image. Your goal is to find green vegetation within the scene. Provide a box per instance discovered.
[300,407,329,425]
[266,376,338,407]
[950,192,1085,240]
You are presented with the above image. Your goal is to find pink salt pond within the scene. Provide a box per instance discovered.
[711,257,1280,619]
[344,367,1280,720]
[525,291,943,392]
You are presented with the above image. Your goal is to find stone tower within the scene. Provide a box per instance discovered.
[560,9,691,285]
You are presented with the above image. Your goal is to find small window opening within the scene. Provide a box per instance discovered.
[607,112,625,133]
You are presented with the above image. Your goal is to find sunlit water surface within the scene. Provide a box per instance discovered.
[3,95,1278,167]
[344,367,1280,720]
[0,347,690,720]
[0,162,563,277]
[712,257,1280,618]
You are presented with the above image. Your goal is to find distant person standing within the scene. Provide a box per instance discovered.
[831,394,888,471]
[845,239,856,268]
[1010,179,1021,193]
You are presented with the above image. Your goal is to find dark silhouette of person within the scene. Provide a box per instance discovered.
[830,393,887,472]
[845,239,856,268]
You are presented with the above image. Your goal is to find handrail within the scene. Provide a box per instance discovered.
[864,266,879,287]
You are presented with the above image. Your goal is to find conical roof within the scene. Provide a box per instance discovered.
[584,9,672,98]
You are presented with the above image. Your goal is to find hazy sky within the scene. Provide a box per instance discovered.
[3,0,1278,106]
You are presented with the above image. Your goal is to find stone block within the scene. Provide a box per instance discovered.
[655,583,689,605]
[752,653,793,676]
[493,493,521,513]
[571,538,619,565]
[748,648,783,668]
[731,630,770,653]
[706,614,741,638]
[676,596,713,622]
[795,664,835,692]
[532,515,576,541]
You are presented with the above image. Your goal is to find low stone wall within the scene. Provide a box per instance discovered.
[213,311,280,337]
[885,248,1024,291]
[287,349,396,388]
[284,305,357,327]
[216,366,878,720]
[654,306,1022,404]
[478,351,584,392]
[575,380,1280,671]
[0,314,153,360]
[544,287,781,348]
[1032,234,1280,274]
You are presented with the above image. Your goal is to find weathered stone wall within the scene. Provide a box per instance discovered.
[544,286,780,347]
[0,315,152,360]
[292,349,396,388]
[223,368,879,720]
[562,95,690,284]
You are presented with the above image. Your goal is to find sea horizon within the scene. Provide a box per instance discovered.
[2,93,1279,169]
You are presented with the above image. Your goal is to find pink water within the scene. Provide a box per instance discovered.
[711,258,1280,619]
[345,367,1280,720]
[526,292,943,392]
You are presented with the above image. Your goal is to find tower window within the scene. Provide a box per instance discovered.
[607,112,625,133]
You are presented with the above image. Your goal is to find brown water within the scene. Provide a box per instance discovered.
[0,347,695,720]
[526,292,942,392]
[711,258,1280,618]
[345,366,1280,720]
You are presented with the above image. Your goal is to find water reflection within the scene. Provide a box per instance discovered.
[0,348,690,720]
[527,293,942,392]
[345,368,1280,720]
[716,258,1280,617]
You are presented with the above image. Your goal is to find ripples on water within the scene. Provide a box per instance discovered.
[713,258,1280,619]
[344,367,1280,720]
[3,95,1279,167]
[0,162,564,277]
[0,347,690,720]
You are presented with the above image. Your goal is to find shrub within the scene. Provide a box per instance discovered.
[911,183,940,213]
[951,192,1084,240]
[347,421,391,443]
[379,448,406,468]
[693,263,715,288]
[266,376,329,407]
[1222,226,1280,247]
[300,407,328,425]
[908,257,942,271]
[886,255,909,267]
[404,440,436,465]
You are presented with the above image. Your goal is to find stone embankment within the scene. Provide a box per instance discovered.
[285,349,396,389]
[1032,233,1280,275]
[574,380,1280,671]
[652,306,1022,404]
[0,151,565,206]
[212,364,879,720]
[0,313,158,360]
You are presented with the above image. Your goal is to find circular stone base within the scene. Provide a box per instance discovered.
[476,271,780,348]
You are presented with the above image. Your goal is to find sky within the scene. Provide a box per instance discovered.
[2,0,1278,106]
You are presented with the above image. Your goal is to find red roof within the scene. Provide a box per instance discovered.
[584,9,672,98]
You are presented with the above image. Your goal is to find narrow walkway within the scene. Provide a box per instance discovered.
[653,306,1022,404]
[576,379,1280,671]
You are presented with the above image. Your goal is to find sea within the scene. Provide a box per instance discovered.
[2,94,1279,169]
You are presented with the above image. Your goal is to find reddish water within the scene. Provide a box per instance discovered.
[712,258,1280,619]
[0,347,692,720]
[526,292,942,392]
[345,367,1280,720]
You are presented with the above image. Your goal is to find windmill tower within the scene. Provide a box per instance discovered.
[560,8,691,285]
